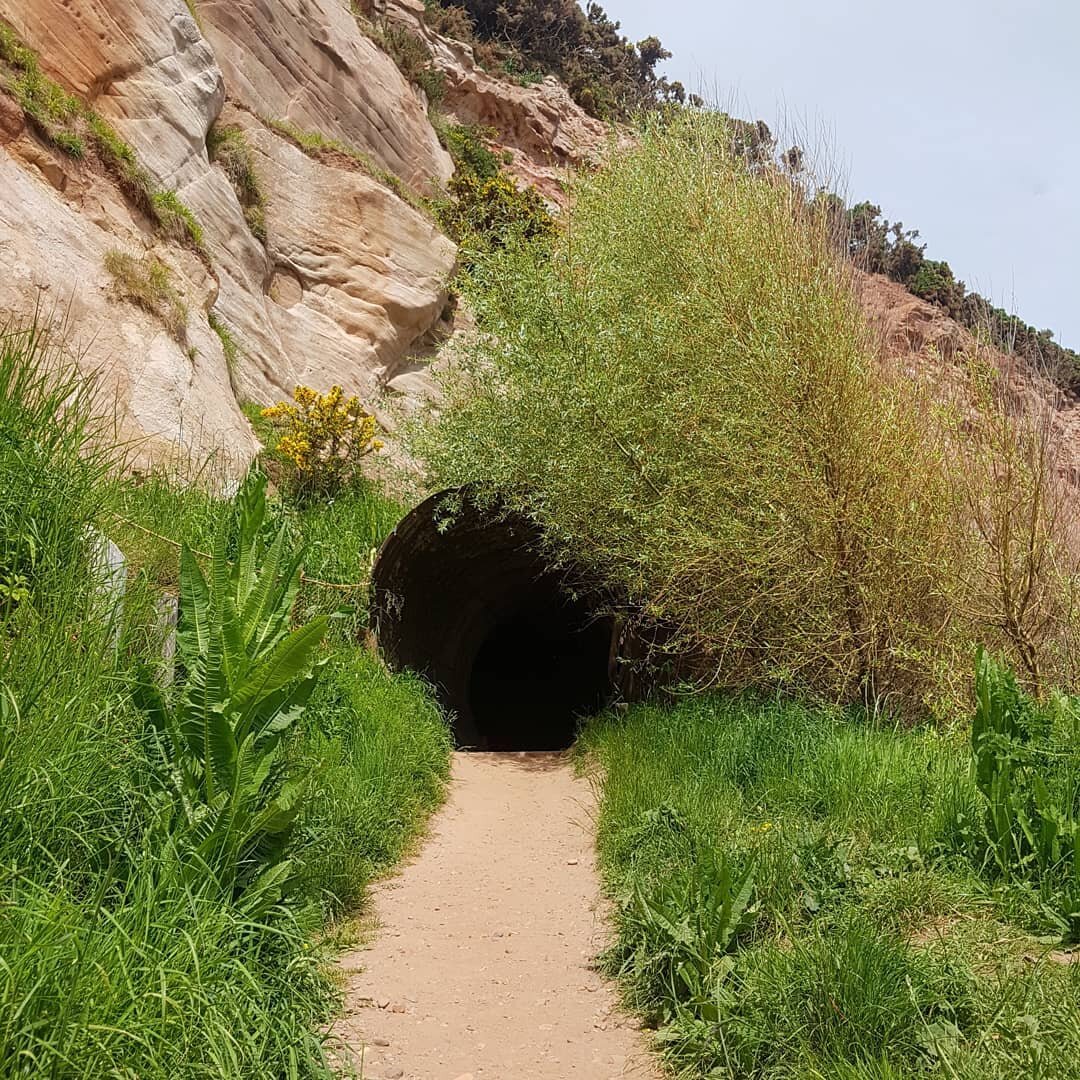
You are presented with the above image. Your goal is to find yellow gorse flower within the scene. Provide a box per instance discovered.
[260,384,382,497]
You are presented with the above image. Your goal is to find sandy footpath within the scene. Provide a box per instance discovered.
[332,752,659,1080]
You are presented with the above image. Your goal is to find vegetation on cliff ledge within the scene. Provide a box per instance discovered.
[0,19,206,255]
[423,0,685,120]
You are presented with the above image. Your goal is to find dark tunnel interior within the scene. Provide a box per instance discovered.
[370,491,615,750]
[467,596,614,751]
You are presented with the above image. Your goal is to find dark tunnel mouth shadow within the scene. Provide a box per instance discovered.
[370,490,616,752]
[466,604,615,752]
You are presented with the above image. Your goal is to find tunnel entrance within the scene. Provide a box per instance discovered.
[370,490,615,750]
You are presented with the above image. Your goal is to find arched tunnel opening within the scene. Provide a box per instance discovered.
[370,490,616,750]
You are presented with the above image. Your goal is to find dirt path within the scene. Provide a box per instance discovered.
[333,752,659,1080]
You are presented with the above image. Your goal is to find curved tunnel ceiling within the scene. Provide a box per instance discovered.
[371,490,615,750]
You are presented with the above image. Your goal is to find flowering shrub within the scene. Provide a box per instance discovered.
[261,384,382,498]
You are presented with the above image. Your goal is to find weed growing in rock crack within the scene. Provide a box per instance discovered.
[86,113,157,213]
[351,5,445,112]
[207,123,267,243]
[151,190,206,253]
[104,249,188,342]
[208,310,240,370]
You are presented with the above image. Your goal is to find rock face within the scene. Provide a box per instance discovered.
[197,0,452,192]
[1,1,223,188]
[0,0,608,475]
[859,271,1080,475]
[0,112,257,471]
[857,271,966,369]
[386,0,615,206]
[231,106,456,403]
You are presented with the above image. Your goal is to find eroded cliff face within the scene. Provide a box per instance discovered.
[858,271,1080,475]
[5,1,1065,482]
[0,0,602,474]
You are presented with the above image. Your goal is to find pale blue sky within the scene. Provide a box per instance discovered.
[608,0,1079,349]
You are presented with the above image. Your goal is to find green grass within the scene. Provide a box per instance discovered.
[581,695,1080,1078]
[294,649,451,912]
[104,248,189,340]
[151,189,206,252]
[114,447,404,639]
[0,322,450,1076]
[208,309,240,370]
[86,111,158,214]
[207,123,267,243]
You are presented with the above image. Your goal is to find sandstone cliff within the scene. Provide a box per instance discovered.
[1,0,1069,481]
[0,0,604,473]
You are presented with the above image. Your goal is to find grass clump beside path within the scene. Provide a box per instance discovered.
[0,323,450,1077]
[581,686,1080,1079]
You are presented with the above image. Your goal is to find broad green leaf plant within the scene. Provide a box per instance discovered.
[137,472,328,916]
[972,647,1080,937]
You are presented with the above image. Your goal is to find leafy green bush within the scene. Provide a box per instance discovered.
[417,109,986,713]
[964,649,1080,936]
[435,167,554,260]
[259,384,383,502]
[421,1,475,43]
[431,120,554,266]
[438,121,501,180]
